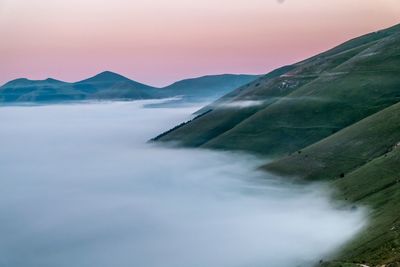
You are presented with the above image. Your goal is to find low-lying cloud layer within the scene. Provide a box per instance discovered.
[0,101,365,267]
[216,96,332,110]
[218,100,265,108]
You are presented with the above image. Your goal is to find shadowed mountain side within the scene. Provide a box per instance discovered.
[156,23,400,158]
[0,72,259,103]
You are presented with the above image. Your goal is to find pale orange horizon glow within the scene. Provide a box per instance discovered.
[1,0,399,86]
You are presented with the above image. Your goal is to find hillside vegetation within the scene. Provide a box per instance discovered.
[157,23,400,158]
[264,102,400,266]
[155,23,400,266]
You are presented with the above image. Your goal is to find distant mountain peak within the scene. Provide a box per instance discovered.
[45,78,62,83]
[84,71,131,82]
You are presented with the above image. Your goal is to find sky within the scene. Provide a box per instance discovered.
[0,0,399,86]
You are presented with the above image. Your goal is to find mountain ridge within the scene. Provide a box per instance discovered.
[154,22,400,266]
[156,22,400,157]
[0,72,259,103]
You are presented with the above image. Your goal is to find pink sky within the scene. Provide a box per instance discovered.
[0,0,399,87]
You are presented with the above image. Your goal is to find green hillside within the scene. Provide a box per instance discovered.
[154,23,400,266]
[156,23,400,158]
[264,102,400,181]
[264,102,400,266]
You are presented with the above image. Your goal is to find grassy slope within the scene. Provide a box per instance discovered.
[264,102,400,181]
[202,32,400,156]
[262,102,400,266]
[332,148,400,266]
[155,68,312,146]
[156,23,400,266]
[158,24,400,158]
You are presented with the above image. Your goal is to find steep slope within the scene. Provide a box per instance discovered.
[262,102,400,266]
[156,23,400,158]
[154,25,400,265]
[264,102,400,181]
[0,72,258,103]
[330,148,400,266]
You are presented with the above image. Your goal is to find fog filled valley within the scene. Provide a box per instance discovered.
[0,101,366,267]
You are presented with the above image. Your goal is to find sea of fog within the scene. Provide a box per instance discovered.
[0,101,365,267]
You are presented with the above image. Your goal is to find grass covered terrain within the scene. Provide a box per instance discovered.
[264,101,400,266]
[156,23,400,266]
[157,23,400,158]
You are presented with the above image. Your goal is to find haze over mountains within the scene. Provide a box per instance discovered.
[155,23,400,266]
[0,72,258,103]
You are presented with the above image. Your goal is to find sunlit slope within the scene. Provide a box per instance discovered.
[262,102,400,265]
[157,24,400,157]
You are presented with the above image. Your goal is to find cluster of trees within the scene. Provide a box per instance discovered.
[150,109,213,142]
